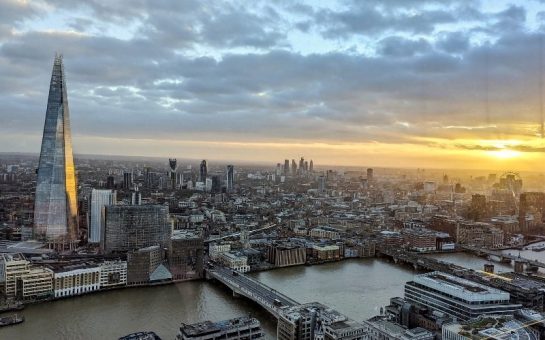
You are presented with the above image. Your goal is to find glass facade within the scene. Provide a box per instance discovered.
[34,54,78,243]
[103,205,170,253]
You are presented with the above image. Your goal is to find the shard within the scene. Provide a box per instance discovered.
[34,54,78,247]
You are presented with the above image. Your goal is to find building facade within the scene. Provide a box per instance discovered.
[34,54,79,247]
[89,189,116,244]
[103,205,170,253]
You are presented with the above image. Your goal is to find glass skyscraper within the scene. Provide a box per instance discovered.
[34,54,79,246]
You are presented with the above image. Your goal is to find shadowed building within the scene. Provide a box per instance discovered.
[34,54,78,249]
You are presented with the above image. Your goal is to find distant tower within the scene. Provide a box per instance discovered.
[89,189,116,244]
[304,161,309,172]
[318,175,326,193]
[106,175,115,189]
[299,157,305,175]
[34,54,78,247]
[240,227,250,249]
[123,171,133,189]
[169,158,177,189]
[131,189,142,205]
[284,159,290,175]
[199,160,208,182]
[309,160,314,172]
[291,159,297,176]
[226,165,234,193]
[367,168,374,182]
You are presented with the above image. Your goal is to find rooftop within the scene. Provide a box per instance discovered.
[412,271,510,302]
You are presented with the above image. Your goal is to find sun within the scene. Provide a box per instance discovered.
[488,149,521,159]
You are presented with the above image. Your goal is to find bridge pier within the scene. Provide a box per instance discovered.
[232,291,240,298]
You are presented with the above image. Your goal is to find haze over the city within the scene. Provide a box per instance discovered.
[2,0,545,170]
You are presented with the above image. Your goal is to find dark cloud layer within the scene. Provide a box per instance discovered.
[1,0,545,155]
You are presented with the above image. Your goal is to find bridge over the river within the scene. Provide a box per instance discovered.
[205,265,299,318]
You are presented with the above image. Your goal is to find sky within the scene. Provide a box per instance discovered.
[2,0,545,170]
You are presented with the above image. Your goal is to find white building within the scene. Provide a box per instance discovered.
[89,189,116,243]
[99,261,127,288]
[219,252,250,273]
[209,243,231,261]
[54,265,101,298]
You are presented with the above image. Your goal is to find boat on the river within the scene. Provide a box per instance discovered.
[0,314,24,327]
[531,244,545,252]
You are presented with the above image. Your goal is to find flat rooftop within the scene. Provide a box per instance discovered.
[412,271,510,302]
[180,317,260,336]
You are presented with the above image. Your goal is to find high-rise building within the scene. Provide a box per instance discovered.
[291,159,297,176]
[199,160,208,182]
[34,54,78,247]
[367,168,374,182]
[103,205,170,253]
[89,189,116,244]
[211,175,222,194]
[131,190,142,205]
[169,158,177,189]
[123,171,133,190]
[226,165,234,193]
[284,159,290,175]
[309,160,313,172]
[298,157,305,174]
[318,175,326,193]
[106,175,115,189]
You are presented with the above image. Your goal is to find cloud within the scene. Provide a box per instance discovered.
[1,0,545,166]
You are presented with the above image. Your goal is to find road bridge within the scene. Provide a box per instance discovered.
[205,265,298,317]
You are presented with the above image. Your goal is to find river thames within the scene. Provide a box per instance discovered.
[0,252,523,339]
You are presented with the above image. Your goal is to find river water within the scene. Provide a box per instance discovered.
[0,252,528,340]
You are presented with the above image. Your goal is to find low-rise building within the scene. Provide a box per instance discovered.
[99,260,127,288]
[267,243,306,267]
[219,252,250,273]
[177,316,264,340]
[442,315,538,340]
[53,264,101,298]
[364,315,434,340]
[405,272,521,321]
[277,302,365,340]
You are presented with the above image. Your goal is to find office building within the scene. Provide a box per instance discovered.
[298,157,305,174]
[284,159,290,175]
[405,272,522,321]
[364,316,434,340]
[225,165,234,193]
[106,175,115,189]
[34,54,78,248]
[103,205,171,253]
[309,160,313,172]
[367,168,374,182]
[169,158,177,189]
[277,302,365,340]
[123,171,133,190]
[89,189,116,244]
[291,159,297,176]
[131,190,142,205]
[442,315,538,340]
[267,243,306,267]
[0,253,53,300]
[177,316,264,340]
[169,229,204,281]
[52,264,101,298]
[127,245,171,285]
[99,260,127,288]
[199,160,208,182]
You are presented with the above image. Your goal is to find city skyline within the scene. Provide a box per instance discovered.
[2,1,545,170]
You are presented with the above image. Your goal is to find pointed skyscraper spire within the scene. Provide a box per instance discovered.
[34,54,78,249]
